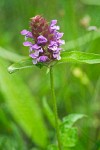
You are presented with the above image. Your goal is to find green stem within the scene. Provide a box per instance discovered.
[50,66,62,150]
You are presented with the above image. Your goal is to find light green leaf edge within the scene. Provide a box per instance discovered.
[61,114,87,128]
[60,51,100,64]
[80,0,100,5]
[8,57,33,73]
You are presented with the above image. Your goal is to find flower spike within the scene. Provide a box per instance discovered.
[21,15,65,64]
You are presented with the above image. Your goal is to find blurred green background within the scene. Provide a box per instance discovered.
[0,0,100,149]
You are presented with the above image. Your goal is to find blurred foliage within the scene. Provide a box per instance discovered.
[0,0,100,149]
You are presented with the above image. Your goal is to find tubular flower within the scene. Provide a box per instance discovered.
[21,15,65,64]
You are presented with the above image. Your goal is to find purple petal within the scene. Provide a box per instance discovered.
[32,44,41,50]
[53,52,61,60]
[50,20,57,26]
[23,41,32,46]
[49,41,57,47]
[37,35,47,45]
[56,32,64,39]
[54,48,62,53]
[29,52,38,59]
[38,56,48,62]
[34,51,40,56]
[48,41,58,51]
[51,26,60,30]
[21,30,29,35]
[26,32,33,38]
[21,30,33,40]
[49,45,57,51]
[38,48,43,53]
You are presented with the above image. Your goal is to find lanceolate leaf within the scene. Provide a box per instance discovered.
[60,51,100,64]
[8,57,33,73]
[0,58,48,147]
[8,58,46,74]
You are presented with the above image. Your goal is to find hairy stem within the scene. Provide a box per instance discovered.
[50,66,62,150]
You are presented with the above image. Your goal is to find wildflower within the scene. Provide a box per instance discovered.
[21,15,65,64]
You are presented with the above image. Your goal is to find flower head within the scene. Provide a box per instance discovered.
[21,15,65,64]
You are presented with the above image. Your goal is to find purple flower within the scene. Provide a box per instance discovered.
[37,35,47,45]
[21,15,65,64]
[53,52,61,60]
[38,56,48,62]
[50,20,57,26]
[55,32,64,39]
[21,30,33,39]
[30,52,39,59]
[31,44,41,50]
[48,41,58,51]
[23,41,32,46]
[21,30,29,35]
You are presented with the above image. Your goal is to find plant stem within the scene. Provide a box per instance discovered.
[50,66,62,150]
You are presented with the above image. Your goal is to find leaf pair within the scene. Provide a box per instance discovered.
[8,51,100,74]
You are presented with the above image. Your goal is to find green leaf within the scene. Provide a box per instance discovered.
[80,0,100,5]
[8,58,46,74]
[8,51,100,74]
[0,58,48,147]
[62,114,86,128]
[47,144,58,150]
[60,127,78,148]
[60,51,100,64]
[43,98,56,127]
[60,114,86,148]
[8,57,33,73]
